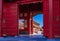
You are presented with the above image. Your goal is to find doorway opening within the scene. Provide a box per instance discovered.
[18,2,43,36]
[18,14,28,35]
[32,14,43,36]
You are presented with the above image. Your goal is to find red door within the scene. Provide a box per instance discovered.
[3,3,18,36]
[19,13,29,35]
[43,0,54,38]
[43,0,60,38]
[53,0,60,38]
[19,19,29,35]
[0,0,2,36]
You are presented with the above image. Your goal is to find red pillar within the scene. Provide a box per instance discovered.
[27,12,33,35]
[0,0,2,36]
[27,12,30,34]
[30,12,33,34]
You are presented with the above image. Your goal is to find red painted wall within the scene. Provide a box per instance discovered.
[0,0,2,36]
[3,3,18,36]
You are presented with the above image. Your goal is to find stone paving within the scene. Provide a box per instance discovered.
[0,35,60,41]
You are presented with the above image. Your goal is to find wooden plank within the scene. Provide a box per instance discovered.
[3,3,18,36]
[0,0,2,36]
[43,0,53,38]
[53,0,60,38]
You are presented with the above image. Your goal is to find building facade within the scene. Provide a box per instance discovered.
[0,0,60,38]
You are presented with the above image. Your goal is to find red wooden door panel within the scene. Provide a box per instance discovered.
[59,0,60,36]
[43,0,60,38]
[53,0,60,37]
[19,13,29,35]
[0,0,2,36]
[43,0,53,38]
[3,3,18,36]
[43,0,50,38]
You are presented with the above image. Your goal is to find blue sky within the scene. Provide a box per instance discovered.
[33,14,43,27]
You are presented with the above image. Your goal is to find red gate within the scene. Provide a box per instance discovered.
[0,0,2,37]
[3,3,18,36]
[0,0,60,38]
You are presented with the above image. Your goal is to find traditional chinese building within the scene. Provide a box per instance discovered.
[0,0,60,38]
[33,21,43,35]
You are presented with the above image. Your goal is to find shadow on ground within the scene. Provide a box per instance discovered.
[0,35,60,41]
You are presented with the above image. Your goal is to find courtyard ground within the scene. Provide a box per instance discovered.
[0,35,60,41]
